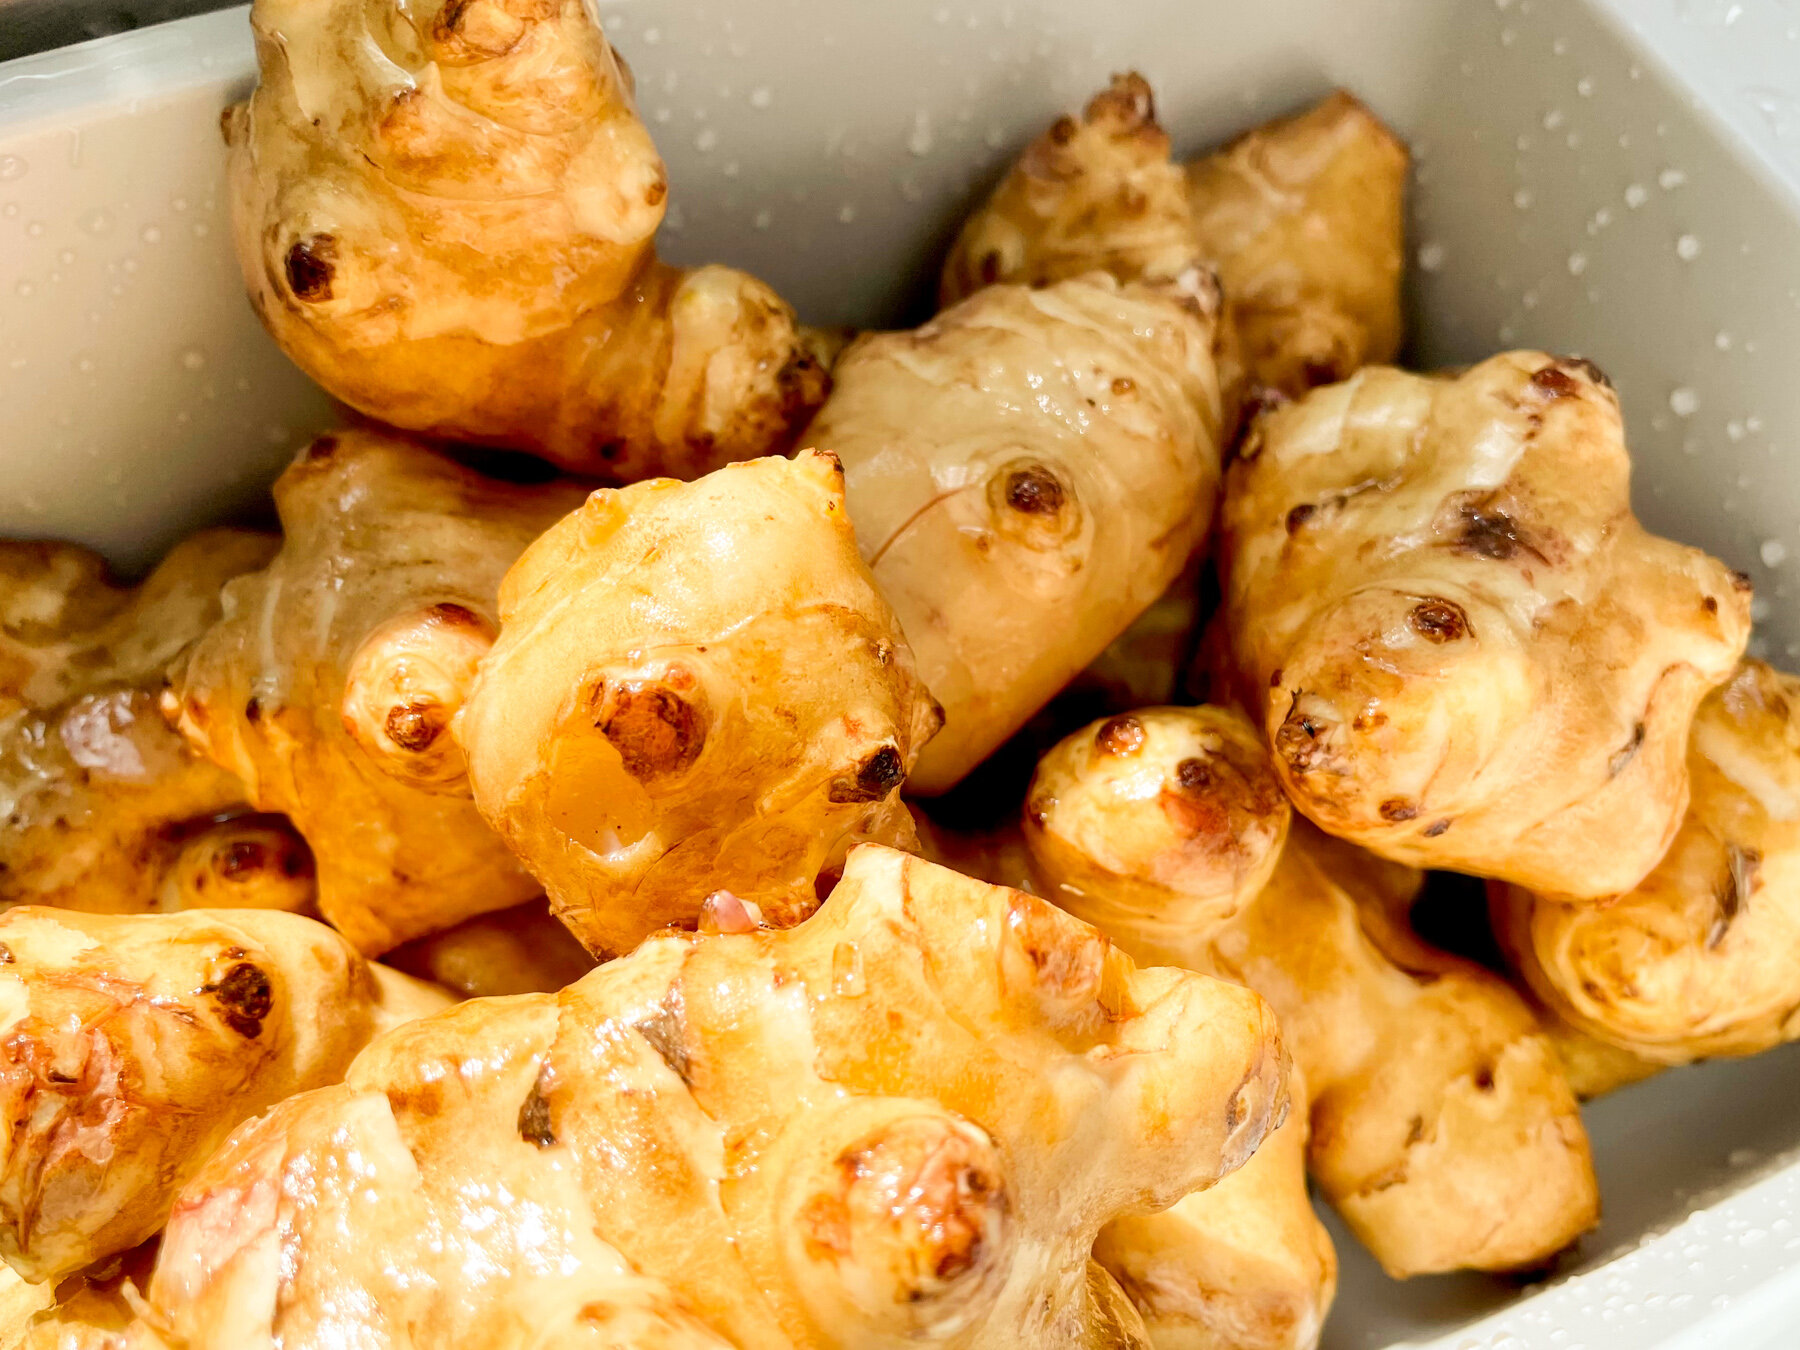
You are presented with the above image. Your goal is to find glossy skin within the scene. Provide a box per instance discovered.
[136,846,1285,1350]
[1496,660,1800,1063]
[0,907,450,1285]
[227,0,827,478]
[808,274,1225,794]
[0,532,276,916]
[387,899,597,998]
[1025,707,1598,1279]
[168,430,587,954]
[16,1239,154,1348]
[941,78,1406,405]
[1220,352,1751,897]
[457,452,941,956]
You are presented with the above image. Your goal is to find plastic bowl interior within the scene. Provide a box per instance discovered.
[4,2,1800,1345]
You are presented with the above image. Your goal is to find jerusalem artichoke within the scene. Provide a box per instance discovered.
[227,0,826,478]
[387,899,596,998]
[1218,352,1750,897]
[136,845,1284,1349]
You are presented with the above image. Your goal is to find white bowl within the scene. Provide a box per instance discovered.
[5,2,1800,1345]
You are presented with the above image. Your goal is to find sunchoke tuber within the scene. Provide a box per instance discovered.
[807,273,1226,794]
[134,845,1284,1349]
[387,898,597,997]
[1024,706,1599,1278]
[227,0,826,478]
[0,906,450,1285]
[1495,660,1800,1064]
[456,450,941,956]
[941,78,1405,402]
[1,532,274,916]
[167,429,586,953]
[1219,352,1750,897]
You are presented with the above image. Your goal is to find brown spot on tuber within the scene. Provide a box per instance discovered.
[1704,595,1719,614]
[644,175,668,207]
[283,236,337,303]
[1410,598,1469,643]
[1529,365,1583,399]
[1733,570,1755,593]
[1094,715,1146,757]
[595,681,705,782]
[1607,722,1647,778]
[517,1072,556,1148]
[828,745,905,803]
[1003,465,1065,515]
[1564,356,1612,388]
[1452,500,1541,562]
[1286,503,1316,534]
[1274,701,1333,774]
[1048,115,1078,146]
[1174,757,1212,791]
[244,696,262,723]
[207,962,273,1038]
[1474,1065,1496,1091]
[1379,798,1418,822]
[384,701,447,753]
[0,945,13,965]
[1110,375,1136,396]
[634,998,691,1084]
[1709,843,1763,947]
[218,839,267,878]
[978,251,1002,286]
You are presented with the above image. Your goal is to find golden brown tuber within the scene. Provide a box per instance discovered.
[807,273,1225,794]
[456,450,940,956]
[1495,659,1800,1064]
[15,1240,154,1348]
[1,532,275,916]
[941,79,1405,403]
[227,0,825,478]
[150,814,316,916]
[167,429,587,953]
[135,845,1284,1349]
[0,906,451,1285]
[387,898,596,997]
[1219,352,1750,898]
[1024,706,1598,1278]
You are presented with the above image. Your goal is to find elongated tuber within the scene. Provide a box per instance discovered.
[227,0,826,478]
[167,429,587,953]
[136,845,1284,1348]
[807,273,1226,794]
[1219,352,1750,897]
[457,451,941,956]
[941,78,1405,402]
[1024,706,1598,1278]
[1,531,274,916]
[1495,659,1800,1064]
[0,906,451,1285]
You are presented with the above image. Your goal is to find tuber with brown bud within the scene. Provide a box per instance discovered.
[1218,352,1750,898]
[132,845,1284,1349]
[1494,659,1800,1065]
[0,906,451,1285]
[167,429,587,953]
[941,77,1406,405]
[456,450,940,956]
[0,531,275,917]
[227,0,826,479]
[806,273,1225,795]
[1023,706,1598,1280]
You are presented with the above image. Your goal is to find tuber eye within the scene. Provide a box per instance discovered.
[207,961,274,1038]
[828,744,905,803]
[593,679,706,783]
[283,236,337,303]
[1094,714,1145,757]
[1409,598,1469,643]
[1003,465,1065,516]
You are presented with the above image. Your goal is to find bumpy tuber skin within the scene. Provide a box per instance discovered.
[1495,660,1800,1064]
[1219,352,1751,898]
[940,78,1405,403]
[0,532,276,916]
[134,845,1284,1349]
[387,898,597,997]
[227,0,826,479]
[151,814,317,916]
[456,451,941,956]
[16,1239,155,1348]
[1024,707,1599,1279]
[167,429,587,954]
[807,273,1225,794]
[0,907,451,1285]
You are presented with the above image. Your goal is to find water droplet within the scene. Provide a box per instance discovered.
[57,248,75,266]
[748,85,772,109]
[1743,86,1800,138]
[1676,233,1702,260]
[907,110,934,157]
[193,222,210,239]
[25,221,43,238]
[1543,109,1566,130]
[1417,241,1446,272]
[1501,27,1518,44]
[1670,386,1701,416]
[1521,289,1539,309]
[1514,187,1535,209]
[170,195,188,212]
[1625,183,1649,208]
[1553,37,1568,55]
[180,348,206,371]
[1577,76,1594,97]
[641,25,661,43]
[1568,252,1588,275]
[121,257,138,274]
[0,203,16,219]
[693,127,718,152]
[81,208,113,234]
[0,156,24,181]
[837,203,858,224]
[752,208,772,230]
[1728,420,1747,442]
[14,280,32,298]
[1660,167,1688,189]
[141,225,162,244]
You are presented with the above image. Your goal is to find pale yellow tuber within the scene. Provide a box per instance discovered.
[1495,659,1800,1064]
[1,532,274,916]
[0,906,451,1285]
[806,273,1226,794]
[1024,706,1598,1278]
[167,429,587,953]
[134,845,1284,1349]
[387,898,597,997]
[456,450,941,956]
[227,0,826,478]
[1219,352,1750,897]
